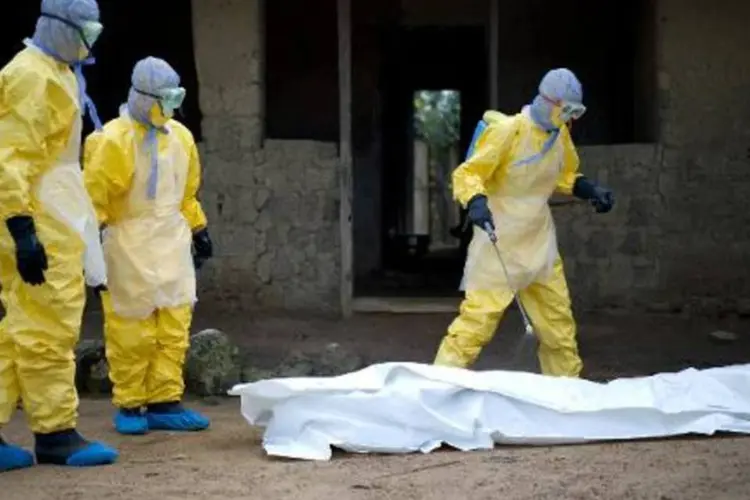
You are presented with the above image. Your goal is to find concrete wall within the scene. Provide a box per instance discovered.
[191,0,341,313]
[556,0,750,314]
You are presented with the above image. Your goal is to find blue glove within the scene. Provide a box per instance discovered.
[573,177,614,214]
[467,194,495,232]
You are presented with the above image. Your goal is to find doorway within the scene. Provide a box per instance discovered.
[412,89,464,256]
[353,24,488,299]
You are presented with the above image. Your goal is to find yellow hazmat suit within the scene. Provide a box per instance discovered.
[86,57,211,435]
[0,45,106,436]
[84,110,206,410]
[0,1,118,471]
[433,109,583,376]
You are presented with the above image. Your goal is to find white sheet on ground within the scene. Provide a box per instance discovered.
[228,362,750,461]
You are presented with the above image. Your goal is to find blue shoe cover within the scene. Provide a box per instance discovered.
[114,410,149,435]
[64,442,119,467]
[146,406,210,432]
[0,443,35,472]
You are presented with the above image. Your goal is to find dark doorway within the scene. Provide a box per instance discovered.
[354,24,488,298]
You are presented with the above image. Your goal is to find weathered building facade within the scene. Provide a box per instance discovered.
[3,0,747,316]
[187,0,750,316]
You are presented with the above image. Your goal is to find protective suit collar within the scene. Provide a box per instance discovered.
[529,95,559,132]
[24,39,102,131]
[120,105,168,200]
[514,105,560,167]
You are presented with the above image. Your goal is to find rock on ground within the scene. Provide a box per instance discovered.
[75,331,370,398]
[266,342,368,379]
[74,329,244,398]
[185,328,243,396]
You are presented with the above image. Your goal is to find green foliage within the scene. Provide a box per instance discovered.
[413,90,460,151]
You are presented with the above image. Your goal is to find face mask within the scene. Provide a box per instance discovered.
[135,87,186,117]
[41,13,103,54]
[149,104,170,127]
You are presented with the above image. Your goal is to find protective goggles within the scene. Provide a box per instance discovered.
[559,101,587,121]
[41,13,103,49]
[542,94,587,121]
[134,87,187,114]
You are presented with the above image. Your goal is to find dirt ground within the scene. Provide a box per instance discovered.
[4,309,750,499]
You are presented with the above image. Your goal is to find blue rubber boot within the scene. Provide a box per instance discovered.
[145,402,210,432]
[0,435,34,472]
[34,429,119,467]
[114,408,148,435]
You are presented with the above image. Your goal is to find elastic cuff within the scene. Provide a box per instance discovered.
[5,215,36,240]
[466,193,487,208]
[457,186,487,208]
[33,428,79,446]
[146,401,182,413]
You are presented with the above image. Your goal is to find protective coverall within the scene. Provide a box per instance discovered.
[0,0,118,471]
[83,57,213,436]
[434,68,614,376]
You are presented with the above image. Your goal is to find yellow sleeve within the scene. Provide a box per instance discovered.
[83,130,133,226]
[451,119,517,207]
[82,130,103,170]
[181,137,207,231]
[0,60,75,220]
[555,126,583,195]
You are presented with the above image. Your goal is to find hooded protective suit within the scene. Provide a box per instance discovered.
[84,57,212,436]
[434,68,614,376]
[0,0,118,471]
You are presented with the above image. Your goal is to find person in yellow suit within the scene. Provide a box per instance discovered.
[84,57,213,435]
[0,0,119,471]
[433,68,614,376]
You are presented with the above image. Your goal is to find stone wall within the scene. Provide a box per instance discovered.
[191,0,341,313]
[653,0,750,313]
[554,145,662,310]
[556,0,750,314]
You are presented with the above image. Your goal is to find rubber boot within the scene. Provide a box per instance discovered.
[145,402,210,432]
[114,408,148,435]
[34,429,118,467]
[0,435,34,472]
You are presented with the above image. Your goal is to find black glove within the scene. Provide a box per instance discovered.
[466,194,495,233]
[573,176,615,214]
[6,216,48,286]
[192,228,213,270]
